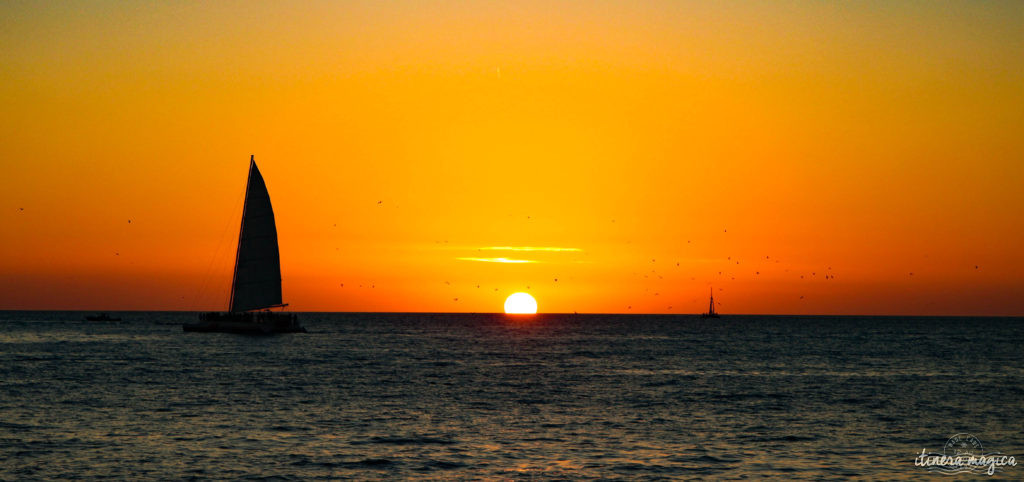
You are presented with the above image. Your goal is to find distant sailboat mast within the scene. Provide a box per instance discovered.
[228,155,285,313]
[702,287,719,318]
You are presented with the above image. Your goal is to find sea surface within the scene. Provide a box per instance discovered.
[1,312,1022,479]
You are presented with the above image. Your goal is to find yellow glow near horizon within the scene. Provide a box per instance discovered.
[504,293,538,314]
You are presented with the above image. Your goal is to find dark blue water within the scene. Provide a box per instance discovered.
[1,312,1022,479]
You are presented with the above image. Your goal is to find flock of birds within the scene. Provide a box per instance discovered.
[321,203,986,312]
[13,204,984,311]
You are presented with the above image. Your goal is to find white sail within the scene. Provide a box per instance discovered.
[229,157,283,312]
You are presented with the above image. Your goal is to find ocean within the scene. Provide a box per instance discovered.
[1,312,1022,479]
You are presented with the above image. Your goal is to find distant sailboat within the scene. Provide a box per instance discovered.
[184,156,305,334]
[701,288,720,319]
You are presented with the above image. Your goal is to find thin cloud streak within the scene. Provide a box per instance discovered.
[480,246,582,252]
[456,257,537,264]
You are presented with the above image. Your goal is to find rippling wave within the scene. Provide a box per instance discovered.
[1,312,1022,478]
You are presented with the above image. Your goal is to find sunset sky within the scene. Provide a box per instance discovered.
[2,1,1022,315]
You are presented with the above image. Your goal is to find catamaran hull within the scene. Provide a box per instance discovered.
[183,312,306,334]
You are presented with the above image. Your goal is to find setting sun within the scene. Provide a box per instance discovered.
[504,293,538,314]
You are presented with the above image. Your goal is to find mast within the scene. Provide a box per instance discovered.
[708,288,715,315]
[227,156,255,312]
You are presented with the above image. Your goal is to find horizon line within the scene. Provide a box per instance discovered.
[1,309,1021,318]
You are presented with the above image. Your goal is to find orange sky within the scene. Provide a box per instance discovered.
[2,2,1022,315]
